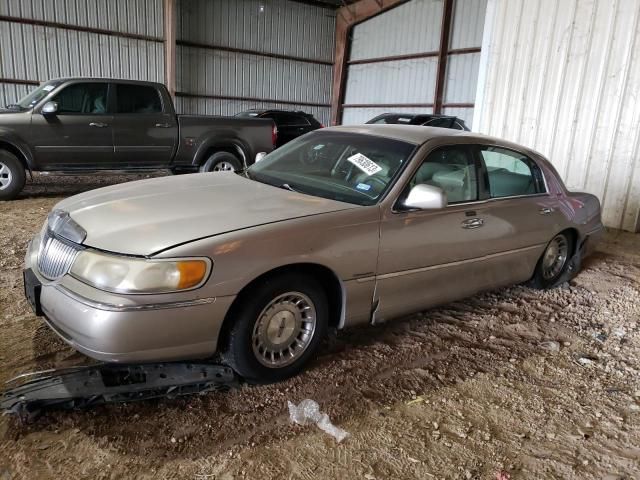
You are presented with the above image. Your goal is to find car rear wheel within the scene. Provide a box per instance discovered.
[530,232,574,289]
[0,150,26,201]
[222,273,328,383]
[199,152,242,173]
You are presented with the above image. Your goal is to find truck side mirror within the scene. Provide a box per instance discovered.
[41,101,58,115]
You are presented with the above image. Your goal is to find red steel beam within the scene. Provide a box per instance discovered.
[433,0,454,114]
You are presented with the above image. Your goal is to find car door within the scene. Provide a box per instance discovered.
[30,81,113,168]
[471,144,565,278]
[375,145,492,322]
[112,83,177,167]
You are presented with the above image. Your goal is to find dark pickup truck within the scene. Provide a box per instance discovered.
[0,78,276,200]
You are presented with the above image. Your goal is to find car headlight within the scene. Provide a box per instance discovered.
[70,250,211,294]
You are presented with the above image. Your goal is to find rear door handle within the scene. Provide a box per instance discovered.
[461,218,484,229]
[155,123,172,128]
[89,122,108,128]
[539,207,554,215]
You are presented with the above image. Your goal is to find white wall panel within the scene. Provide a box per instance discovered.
[176,0,335,119]
[350,0,443,60]
[176,46,331,105]
[443,52,480,103]
[0,0,163,37]
[177,0,335,62]
[450,0,488,49]
[0,21,164,82]
[474,0,640,231]
[344,58,438,105]
[343,0,487,126]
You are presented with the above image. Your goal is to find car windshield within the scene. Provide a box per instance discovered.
[8,80,63,110]
[247,131,416,206]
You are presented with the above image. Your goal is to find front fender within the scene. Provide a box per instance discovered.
[0,127,35,170]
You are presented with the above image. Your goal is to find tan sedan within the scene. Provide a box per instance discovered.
[24,125,603,382]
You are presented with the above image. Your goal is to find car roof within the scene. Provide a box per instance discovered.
[324,124,539,156]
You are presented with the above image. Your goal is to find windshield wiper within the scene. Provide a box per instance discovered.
[4,104,22,111]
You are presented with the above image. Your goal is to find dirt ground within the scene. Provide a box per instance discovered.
[0,173,639,480]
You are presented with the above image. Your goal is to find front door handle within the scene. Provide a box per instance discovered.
[155,123,172,128]
[461,218,484,229]
[89,122,108,128]
[539,207,554,215]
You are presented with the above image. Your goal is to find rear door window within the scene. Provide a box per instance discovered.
[479,147,545,198]
[116,84,162,114]
[53,83,108,114]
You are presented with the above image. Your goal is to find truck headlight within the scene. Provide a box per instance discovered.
[70,250,211,294]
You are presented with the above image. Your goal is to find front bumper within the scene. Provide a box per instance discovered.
[25,241,235,363]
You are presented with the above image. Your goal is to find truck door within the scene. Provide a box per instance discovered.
[112,83,177,168]
[30,82,114,168]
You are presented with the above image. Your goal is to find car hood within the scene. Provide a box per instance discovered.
[55,172,357,256]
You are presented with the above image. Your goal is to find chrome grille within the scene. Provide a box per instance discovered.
[37,230,80,280]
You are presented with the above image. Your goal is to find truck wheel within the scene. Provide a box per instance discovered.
[199,152,242,173]
[0,151,26,201]
[222,273,328,383]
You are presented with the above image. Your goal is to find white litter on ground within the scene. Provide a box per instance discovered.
[287,399,350,442]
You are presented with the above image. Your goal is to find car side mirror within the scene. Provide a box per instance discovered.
[255,152,267,163]
[41,101,58,115]
[402,184,447,210]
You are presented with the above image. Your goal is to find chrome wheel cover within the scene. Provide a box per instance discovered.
[542,234,569,280]
[0,162,12,190]
[212,161,236,172]
[252,292,317,368]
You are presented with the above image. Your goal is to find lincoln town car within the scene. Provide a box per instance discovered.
[24,125,604,382]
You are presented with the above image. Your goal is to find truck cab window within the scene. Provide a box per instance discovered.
[53,83,108,114]
[116,84,162,114]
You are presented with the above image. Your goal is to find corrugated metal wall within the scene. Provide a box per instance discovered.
[474,0,640,232]
[342,0,487,126]
[0,0,164,107]
[175,0,335,125]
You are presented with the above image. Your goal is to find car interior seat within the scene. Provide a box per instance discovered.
[92,95,106,114]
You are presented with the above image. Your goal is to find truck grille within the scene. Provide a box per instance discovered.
[37,230,81,280]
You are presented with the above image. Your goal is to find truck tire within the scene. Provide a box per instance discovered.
[0,150,26,201]
[199,152,242,173]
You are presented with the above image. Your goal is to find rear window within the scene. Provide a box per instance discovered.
[116,84,162,114]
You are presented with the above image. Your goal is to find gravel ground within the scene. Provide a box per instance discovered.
[0,173,639,480]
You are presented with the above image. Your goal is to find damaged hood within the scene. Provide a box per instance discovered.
[55,172,356,256]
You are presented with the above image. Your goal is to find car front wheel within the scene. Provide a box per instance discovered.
[222,273,328,383]
[0,151,26,200]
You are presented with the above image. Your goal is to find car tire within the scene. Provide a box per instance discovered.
[530,232,575,289]
[0,150,26,201]
[222,273,328,383]
[199,152,242,173]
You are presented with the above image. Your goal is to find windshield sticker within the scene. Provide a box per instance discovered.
[347,153,382,176]
[313,144,325,150]
[42,85,56,92]
[356,183,372,191]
